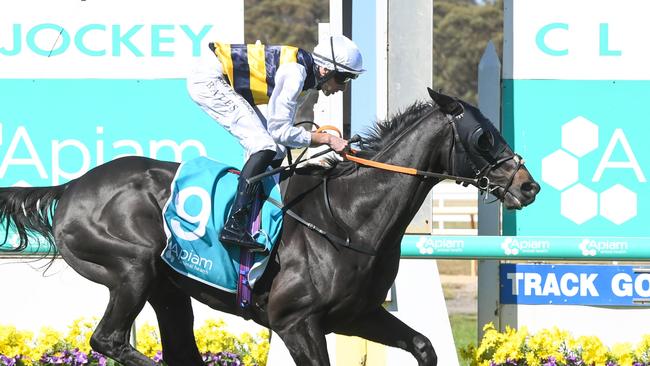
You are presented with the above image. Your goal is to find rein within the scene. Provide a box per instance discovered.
[336,110,524,200]
[343,149,524,202]
[342,152,480,186]
[271,107,525,256]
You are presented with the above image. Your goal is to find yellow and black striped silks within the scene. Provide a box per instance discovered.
[209,42,316,106]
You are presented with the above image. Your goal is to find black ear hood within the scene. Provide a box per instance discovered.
[427,87,464,118]
[428,87,510,178]
[454,101,508,163]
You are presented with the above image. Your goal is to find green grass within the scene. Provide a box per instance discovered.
[450,313,477,366]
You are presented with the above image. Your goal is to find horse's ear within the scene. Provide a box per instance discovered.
[427,87,441,101]
[427,87,463,117]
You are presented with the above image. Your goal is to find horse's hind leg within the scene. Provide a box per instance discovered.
[88,263,158,366]
[51,156,178,365]
[56,235,159,366]
[148,275,204,366]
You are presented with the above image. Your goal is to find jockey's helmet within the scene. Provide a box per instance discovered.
[313,35,365,89]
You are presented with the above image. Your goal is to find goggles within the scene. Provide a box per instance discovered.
[333,71,358,84]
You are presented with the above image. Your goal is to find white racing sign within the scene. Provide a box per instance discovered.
[0,0,243,79]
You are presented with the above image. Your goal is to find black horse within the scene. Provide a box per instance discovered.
[0,89,539,366]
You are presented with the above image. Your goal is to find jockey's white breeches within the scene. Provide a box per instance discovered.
[186,52,285,159]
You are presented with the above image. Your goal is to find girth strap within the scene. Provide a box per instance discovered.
[266,196,377,256]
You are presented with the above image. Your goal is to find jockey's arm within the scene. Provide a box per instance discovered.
[267,63,348,153]
[266,63,312,148]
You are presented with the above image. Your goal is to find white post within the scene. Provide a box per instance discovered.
[477,41,503,339]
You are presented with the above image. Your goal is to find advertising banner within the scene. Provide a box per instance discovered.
[0,0,243,79]
[503,0,649,238]
[500,263,650,306]
[401,235,650,260]
[0,0,244,250]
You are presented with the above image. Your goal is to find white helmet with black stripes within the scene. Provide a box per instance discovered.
[313,35,365,74]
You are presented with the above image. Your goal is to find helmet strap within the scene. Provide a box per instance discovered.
[315,66,336,90]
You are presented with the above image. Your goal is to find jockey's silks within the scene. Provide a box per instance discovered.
[209,43,316,106]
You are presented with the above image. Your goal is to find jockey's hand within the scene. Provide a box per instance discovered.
[310,132,349,154]
[327,135,349,154]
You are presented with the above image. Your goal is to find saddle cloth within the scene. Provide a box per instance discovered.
[161,156,283,293]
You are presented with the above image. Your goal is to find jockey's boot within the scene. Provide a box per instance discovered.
[220,150,276,252]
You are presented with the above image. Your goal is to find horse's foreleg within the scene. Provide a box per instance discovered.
[148,275,203,366]
[273,315,331,366]
[337,307,437,366]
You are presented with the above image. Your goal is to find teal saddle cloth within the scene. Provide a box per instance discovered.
[161,157,283,292]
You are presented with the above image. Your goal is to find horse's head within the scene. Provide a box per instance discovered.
[428,88,540,209]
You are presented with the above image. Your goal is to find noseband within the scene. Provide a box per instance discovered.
[474,153,524,202]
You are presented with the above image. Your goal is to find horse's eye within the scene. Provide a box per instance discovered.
[475,130,494,152]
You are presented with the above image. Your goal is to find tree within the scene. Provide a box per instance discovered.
[244,0,328,123]
[434,0,503,104]
[242,0,503,117]
[245,0,329,51]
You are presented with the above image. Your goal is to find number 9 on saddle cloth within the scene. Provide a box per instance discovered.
[161,156,283,293]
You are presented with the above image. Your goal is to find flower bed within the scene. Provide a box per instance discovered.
[460,323,650,366]
[0,318,268,366]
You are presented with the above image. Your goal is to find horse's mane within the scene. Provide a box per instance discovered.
[296,101,436,178]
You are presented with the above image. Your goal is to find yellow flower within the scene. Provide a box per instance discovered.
[30,327,65,360]
[238,329,270,366]
[135,322,162,358]
[64,317,97,353]
[0,318,272,365]
[476,322,505,361]
[492,326,527,363]
[575,336,609,366]
[635,334,650,362]
[611,342,634,366]
[526,327,567,363]
[460,325,650,366]
[194,319,270,365]
[0,325,34,360]
[194,318,239,354]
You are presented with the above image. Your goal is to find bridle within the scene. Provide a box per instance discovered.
[266,104,526,256]
[446,113,525,203]
[341,104,525,202]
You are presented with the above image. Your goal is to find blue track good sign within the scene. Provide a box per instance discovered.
[500,264,650,306]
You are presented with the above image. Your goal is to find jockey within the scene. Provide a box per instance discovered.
[187,35,365,252]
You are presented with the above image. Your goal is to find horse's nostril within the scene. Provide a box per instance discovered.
[521,181,540,196]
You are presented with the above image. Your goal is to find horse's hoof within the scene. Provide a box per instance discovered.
[413,335,437,366]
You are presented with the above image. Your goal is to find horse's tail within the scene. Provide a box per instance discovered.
[0,183,70,254]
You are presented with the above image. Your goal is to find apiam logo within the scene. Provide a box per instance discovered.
[415,236,464,255]
[578,238,629,257]
[0,123,207,186]
[165,241,213,273]
[500,237,551,256]
[541,116,646,225]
